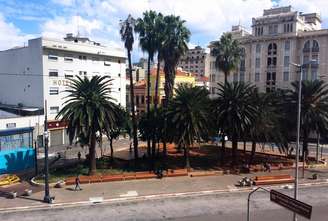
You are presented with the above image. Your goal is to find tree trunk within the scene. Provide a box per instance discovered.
[146,56,151,157]
[302,129,309,161]
[128,50,139,163]
[316,131,320,163]
[154,54,161,110]
[110,138,114,162]
[185,144,191,171]
[224,71,228,86]
[249,141,256,165]
[220,136,226,166]
[89,133,97,175]
[243,140,246,153]
[232,138,238,167]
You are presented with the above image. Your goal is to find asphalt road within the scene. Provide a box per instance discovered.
[1,185,327,221]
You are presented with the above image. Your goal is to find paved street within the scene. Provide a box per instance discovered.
[0,185,327,221]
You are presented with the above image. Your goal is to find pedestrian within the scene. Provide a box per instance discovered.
[77,151,81,161]
[75,175,82,191]
[263,162,271,172]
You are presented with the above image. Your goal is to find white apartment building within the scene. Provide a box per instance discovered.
[209,6,328,95]
[0,34,126,147]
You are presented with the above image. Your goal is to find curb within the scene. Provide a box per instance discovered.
[0,179,327,214]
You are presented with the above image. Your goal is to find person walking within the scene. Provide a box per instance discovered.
[75,175,82,191]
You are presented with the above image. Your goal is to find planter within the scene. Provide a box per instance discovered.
[9,191,17,199]
[54,181,65,188]
[24,189,32,196]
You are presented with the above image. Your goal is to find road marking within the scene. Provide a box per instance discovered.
[89,197,104,203]
[120,191,138,197]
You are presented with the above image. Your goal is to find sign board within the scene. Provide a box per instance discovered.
[270,190,312,219]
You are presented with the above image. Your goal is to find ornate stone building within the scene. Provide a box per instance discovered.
[209,6,327,95]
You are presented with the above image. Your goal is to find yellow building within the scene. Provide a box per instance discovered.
[148,67,196,105]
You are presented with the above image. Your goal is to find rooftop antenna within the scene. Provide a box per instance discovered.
[77,12,80,37]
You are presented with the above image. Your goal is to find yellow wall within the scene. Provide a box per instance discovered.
[148,73,195,105]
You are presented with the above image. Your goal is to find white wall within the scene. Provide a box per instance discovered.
[0,38,44,107]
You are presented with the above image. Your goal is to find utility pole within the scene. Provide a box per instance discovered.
[290,60,317,221]
[43,100,53,203]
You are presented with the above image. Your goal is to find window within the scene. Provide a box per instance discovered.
[273,24,278,34]
[256,44,261,53]
[255,72,260,82]
[269,25,273,34]
[50,106,59,114]
[49,70,58,77]
[136,96,139,105]
[64,55,73,62]
[303,40,310,52]
[285,40,290,51]
[49,87,59,95]
[283,71,289,81]
[6,123,16,129]
[78,55,87,60]
[255,58,260,68]
[48,54,58,61]
[79,71,87,76]
[92,57,99,63]
[312,54,319,62]
[64,70,73,79]
[284,56,290,67]
[312,40,319,52]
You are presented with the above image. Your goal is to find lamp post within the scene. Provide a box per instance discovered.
[43,100,53,203]
[289,60,317,221]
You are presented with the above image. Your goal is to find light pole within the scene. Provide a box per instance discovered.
[43,100,53,203]
[289,60,317,221]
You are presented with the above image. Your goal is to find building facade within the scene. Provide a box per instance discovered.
[178,46,210,78]
[0,34,126,147]
[209,6,327,95]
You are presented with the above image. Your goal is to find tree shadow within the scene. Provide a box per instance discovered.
[0,149,35,174]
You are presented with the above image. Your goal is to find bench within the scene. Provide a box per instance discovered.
[254,174,294,186]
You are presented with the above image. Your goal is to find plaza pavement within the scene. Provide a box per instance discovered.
[0,167,327,212]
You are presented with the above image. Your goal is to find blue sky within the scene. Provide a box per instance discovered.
[0,0,328,61]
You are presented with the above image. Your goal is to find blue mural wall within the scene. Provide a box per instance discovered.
[0,127,35,174]
[0,148,35,174]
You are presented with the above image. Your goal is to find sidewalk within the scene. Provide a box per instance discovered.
[0,167,327,212]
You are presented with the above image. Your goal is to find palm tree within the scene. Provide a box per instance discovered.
[161,15,191,156]
[288,80,328,160]
[120,15,139,161]
[167,84,211,170]
[135,10,160,157]
[248,90,288,164]
[211,33,241,85]
[213,82,257,166]
[57,76,119,175]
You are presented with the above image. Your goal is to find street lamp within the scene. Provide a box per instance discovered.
[289,59,317,221]
[43,100,54,203]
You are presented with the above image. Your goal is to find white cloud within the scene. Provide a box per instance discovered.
[0,13,35,50]
[41,15,103,39]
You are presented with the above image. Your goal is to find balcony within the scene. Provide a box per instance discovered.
[312,47,319,53]
[303,47,310,53]
[267,65,277,72]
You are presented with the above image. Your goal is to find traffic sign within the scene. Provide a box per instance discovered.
[270,190,312,219]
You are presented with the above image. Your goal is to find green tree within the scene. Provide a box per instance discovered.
[57,76,119,175]
[120,15,139,161]
[211,33,241,85]
[213,82,257,166]
[167,84,211,170]
[135,10,159,156]
[288,80,328,160]
[161,15,191,156]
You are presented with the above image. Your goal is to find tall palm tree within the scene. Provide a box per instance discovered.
[167,84,211,170]
[57,76,119,175]
[135,10,159,157]
[162,15,191,101]
[161,15,190,157]
[211,33,241,85]
[120,15,139,161]
[214,82,257,166]
[288,80,328,160]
